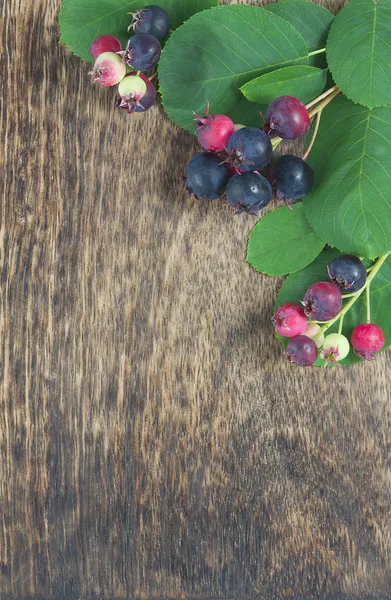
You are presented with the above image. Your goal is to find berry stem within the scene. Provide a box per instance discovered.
[314,252,391,339]
[307,47,326,57]
[366,285,371,324]
[305,85,339,110]
[338,314,344,335]
[302,112,321,161]
[308,88,341,119]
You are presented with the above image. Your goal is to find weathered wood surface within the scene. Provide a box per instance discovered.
[1,0,391,598]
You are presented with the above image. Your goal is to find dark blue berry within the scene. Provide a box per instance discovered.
[132,6,170,40]
[121,34,161,71]
[303,282,342,321]
[227,127,272,172]
[328,254,367,292]
[286,335,318,366]
[275,155,314,199]
[226,172,272,215]
[186,152,230,200]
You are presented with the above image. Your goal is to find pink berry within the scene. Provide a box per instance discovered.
[90,35,122,60]
[303,282,342,321]
[89,52,126,87]
[351,323,385,361]
[286,335,318,366]
[266,96,310,140]
[272,303,307,337]
[194,105,235,153]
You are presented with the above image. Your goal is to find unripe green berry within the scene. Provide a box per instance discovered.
[89,52,126,87]
[321,333,350,365]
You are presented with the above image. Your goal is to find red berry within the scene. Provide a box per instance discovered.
[266,96,310,140]
[272,303,307,337]
[351,323,385,361]
[303,282,342,321]
[286,335,318,366]
[89,52,126,87]
[194,106,235,153]
[90,35,122,60]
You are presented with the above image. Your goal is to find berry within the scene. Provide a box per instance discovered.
[303,282,342,321]
[89,52,126,87]
[286,335,318,366]
[186,152,230,200]
[302,322,324,348]
[194,106,235,153]
[226,172,272,215]
[321,333,350,365]
[272,303,307,337]
[90,36,122,60]
[351,323,385,361]
[266,96,310,140]
[120,34,161,71]
[327,254,367,292]
[129,5,170,40]
[116,73,157,113]
[275,155,314,200]
[227,127,272,172]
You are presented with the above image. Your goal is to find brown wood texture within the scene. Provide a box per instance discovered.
[1,0,391,598]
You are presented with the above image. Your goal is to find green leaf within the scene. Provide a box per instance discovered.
[264,0,333,66]
[60,0,218,62]
[276,248,391,366]
[326,0,391,108]
[304,95,391,259]
[241,66,327,106]
[159,5,310,131]
[247,204,325,276]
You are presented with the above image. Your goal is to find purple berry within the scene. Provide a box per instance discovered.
[272,303,307,337]
[194,106,235,153]
[328,254,367,292]
[266,96,310,140]
[186,152,230,200]
[303,282,342,321]
[89,52,126,87]
[129,5,170,40]
[227,127,272,172]
[116,73,157,113]
[351,324,385,361]
[226,172,272,215]
[119,33,161,71]
[275,155,314,200]
[90,36,122,60]
[286,335,318,366]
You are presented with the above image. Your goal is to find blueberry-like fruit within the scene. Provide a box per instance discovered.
[186,152,230,200]
[90,36,122,60]
[286,335,318,366]
[321,333,350,365]
[194,107,235,153]
[303,282,342,321]
[227,127,272,172]
[226,172,272,215]
[89,52,126,87]
[275,155,314,199]
[272,303,307,338]
[266,96,310,140]
[116,73,156,113]
[130,5,170,40]
[328,254,367,292]
[120,34,161,71]
[351,323,385,361]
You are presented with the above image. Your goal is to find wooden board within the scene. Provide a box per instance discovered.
[1,0,391,597]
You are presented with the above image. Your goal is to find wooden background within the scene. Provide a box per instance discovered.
[1,0,391,598]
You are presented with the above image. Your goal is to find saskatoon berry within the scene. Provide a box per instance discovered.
[194,107,235,153]
[302,322,324,348]
[303,282,342,321]
[226,172,272,215]
[130,5,170,40]
[120,34,161,71]
[266,95,310,140]
[90,35,122,60]
[272,303,307,338]
[116,73,157,113]
[186,152,230,200]
[227,127,272,172]
[351,324,385,361]
[286,335,318,366]
[89,52,126,87]
[275,155,314,200]
[321,333,350,365]
[328,254,367,292]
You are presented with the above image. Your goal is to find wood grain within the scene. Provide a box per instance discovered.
[1,0,391,598]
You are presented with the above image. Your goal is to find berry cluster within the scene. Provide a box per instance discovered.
[272,254,385,366]
[88,5,170,114]
[185,96,315,215]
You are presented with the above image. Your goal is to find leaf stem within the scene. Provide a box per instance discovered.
[302,112,321,161]
[305,85,338,110]
[307,47,326,57]
[314,252,391,339]
[366,285,371,323]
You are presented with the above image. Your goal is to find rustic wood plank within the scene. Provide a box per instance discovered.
[1,0,391,598]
